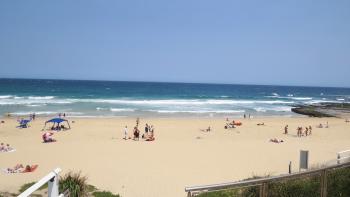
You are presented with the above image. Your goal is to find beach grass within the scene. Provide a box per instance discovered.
[19,182,47,193]
[196,166,350,197]
[92,191,121,197]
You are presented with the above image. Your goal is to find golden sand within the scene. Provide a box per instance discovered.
[0,117,349,197]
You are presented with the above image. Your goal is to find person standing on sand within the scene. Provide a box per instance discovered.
[136,117,140,128]
[244,114,246,119]
[305,126,309,136]
[284,125,288,134]
[123,126,128,140]
[145,123,149,135]
[309,126,312,135]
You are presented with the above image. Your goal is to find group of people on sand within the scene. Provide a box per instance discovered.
[224,118,242,129]
[4,164,38,173]
[296,126,312,137]
[50,124,67,131]
[283,125,312,137]
[0,143,14,152]
[316,122,329,128]
[123,118,155,141]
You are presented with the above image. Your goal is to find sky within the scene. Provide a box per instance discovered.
[0,0,349,87]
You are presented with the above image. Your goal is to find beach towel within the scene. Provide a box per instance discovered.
[0,149,16,153]
[2,165,38,174]
[2,168,22,174]
[22,165,38,173]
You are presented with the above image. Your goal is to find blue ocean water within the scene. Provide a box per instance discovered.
[0,79,350,117]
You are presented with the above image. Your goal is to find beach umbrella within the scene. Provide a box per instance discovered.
[42,118,71,130]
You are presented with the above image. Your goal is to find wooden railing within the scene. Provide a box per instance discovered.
[185,160,350,197]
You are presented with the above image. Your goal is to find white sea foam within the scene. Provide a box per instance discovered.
[28,96,55,100]
[72,99,294,105]
[11,111,58,116]
[0,95,13,99]
[254,106,291,112]
[254,107,267,112]
[26,104,44,107]
[110,108,135,112]
[153,110,245,114]
[289,97,313,100]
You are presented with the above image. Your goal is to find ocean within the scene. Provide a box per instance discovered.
[0,79,349,118]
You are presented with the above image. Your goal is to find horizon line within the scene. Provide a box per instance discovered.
[0,77,349,89]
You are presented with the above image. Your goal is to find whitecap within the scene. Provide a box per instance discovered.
[110,108,135,112]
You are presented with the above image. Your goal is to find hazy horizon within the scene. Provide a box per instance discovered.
[1,77,350,89]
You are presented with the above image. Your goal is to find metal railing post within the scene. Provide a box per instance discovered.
[259,182,268,197]
[320,169,328,197]
[48,169,60,197]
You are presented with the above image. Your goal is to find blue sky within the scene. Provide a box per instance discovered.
[0,0,349,87]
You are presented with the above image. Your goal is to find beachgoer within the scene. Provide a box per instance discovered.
[257,123,265,126]
[308,126,312,135]
[6,164,24,173]
[0,143,5,151]
[244,114,246,119]
[346,119,350,123]
[5,144,12,151]
[305,127,309,136]
[284,125,288,134]
[63,113,66,117]
[123,126,128,140]
[133,127,139,140]
[43,132,55,143]
[248,114,251,119]
[201,126,211,132]
[326,121,329,128]
[145,124,149,134]
[136,117,140,127]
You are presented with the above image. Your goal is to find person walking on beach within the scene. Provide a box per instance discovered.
[297,127,301,137]
[284,125,288,134]
[305,126,309,136]
[244,114,246,119]
[123,126,128,140]
[309,126,312,135]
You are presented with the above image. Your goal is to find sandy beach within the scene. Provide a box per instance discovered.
[0,116,349,197]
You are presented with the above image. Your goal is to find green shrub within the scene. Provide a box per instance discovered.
[59,171,88,197]
[196,189,240,197]
[92,191,121,197]
[268,175,321,197]
[327,167,350,196]
[19,182,47,193]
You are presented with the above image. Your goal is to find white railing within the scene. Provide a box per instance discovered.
[18,168,63,197]
[337,150,350,164]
